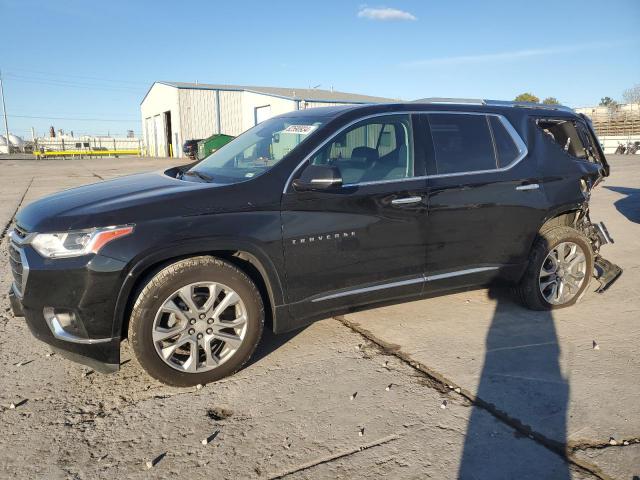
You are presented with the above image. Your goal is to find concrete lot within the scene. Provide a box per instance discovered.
[0,155,638,479]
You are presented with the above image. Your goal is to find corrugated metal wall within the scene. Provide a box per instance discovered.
[219,90,243,136]
[178,89,219,141]
[177,89,247,139]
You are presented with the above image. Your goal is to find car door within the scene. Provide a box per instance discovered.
[418,112,547,290]
[281,113,428,319]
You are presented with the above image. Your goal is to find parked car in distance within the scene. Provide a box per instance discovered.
[8,99,622,386]
[182,139,202,159]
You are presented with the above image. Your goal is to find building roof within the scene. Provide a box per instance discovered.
[144,81,395,104]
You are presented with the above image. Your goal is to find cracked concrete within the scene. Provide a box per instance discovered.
[0,155,638,479]
[342,155,640,479]
[0,177,32,240]
[335,316,612,480]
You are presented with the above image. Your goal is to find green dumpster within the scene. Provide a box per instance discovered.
[197,134,235,159]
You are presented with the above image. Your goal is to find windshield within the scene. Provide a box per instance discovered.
[186,115,326,183]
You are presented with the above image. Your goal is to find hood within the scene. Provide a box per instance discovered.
[16,170,214,233]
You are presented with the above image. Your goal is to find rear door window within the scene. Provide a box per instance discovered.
[428,114,497,174]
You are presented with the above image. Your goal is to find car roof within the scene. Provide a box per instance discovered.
[273,99,580,124]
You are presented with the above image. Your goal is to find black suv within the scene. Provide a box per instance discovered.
[8,100,621,386]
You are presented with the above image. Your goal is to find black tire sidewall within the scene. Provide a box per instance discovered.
[129,258,263,386]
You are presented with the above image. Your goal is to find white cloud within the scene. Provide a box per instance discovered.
[401,42,623,68]
[357,7,417,21]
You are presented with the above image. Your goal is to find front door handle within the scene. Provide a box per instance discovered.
[391,196,423,205]
[515,183,540,191]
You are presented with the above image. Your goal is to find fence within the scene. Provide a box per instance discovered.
[33,137,143,158]
[576,103,640,137]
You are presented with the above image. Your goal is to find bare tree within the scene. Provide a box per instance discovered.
[622,84,640,104]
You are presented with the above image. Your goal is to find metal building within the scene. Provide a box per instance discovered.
[140,81,392,158]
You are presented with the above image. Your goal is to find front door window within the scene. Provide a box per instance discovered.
[309,114,414,185]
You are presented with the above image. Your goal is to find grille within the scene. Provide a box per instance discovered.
[8,242,24,294]
[9,227,27,295]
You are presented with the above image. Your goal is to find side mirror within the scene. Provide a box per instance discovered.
[292,164,343,191]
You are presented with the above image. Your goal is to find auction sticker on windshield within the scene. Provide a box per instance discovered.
[282,125,317,135]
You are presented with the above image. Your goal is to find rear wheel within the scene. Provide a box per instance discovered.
[128,256,264,386]
[516,226,593,310]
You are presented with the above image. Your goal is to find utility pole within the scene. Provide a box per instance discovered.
[0,70,10,148]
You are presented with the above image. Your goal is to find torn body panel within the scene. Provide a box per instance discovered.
[574,204,622,293]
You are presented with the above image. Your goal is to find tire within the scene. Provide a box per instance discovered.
[128,256,264,386]
[516,226,594,310]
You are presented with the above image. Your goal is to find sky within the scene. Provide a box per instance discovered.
[1,0,639,139]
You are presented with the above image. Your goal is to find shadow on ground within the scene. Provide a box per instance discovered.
[245,326,306,367]
[605,186,640,224]
[459,287,570,479]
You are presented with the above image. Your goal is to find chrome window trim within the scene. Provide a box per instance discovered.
[310,266,499,303]
[283,110,528,193]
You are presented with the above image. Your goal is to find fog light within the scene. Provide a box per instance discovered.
[43,307,89,341]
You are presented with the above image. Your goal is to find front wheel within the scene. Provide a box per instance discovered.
[128,256,264,386]
[516,226,594,310]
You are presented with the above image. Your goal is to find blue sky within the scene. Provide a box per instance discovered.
[1,0,639,138]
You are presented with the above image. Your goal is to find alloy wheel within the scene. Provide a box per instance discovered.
[539,241,587,305]
[152,282,248,373]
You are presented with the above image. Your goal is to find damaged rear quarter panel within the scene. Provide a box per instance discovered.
[533,117,604,224]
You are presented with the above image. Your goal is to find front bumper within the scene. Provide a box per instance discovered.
[8,239,126,372]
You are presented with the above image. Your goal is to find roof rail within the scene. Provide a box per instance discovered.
[484,99,574,113]
[412,97,486,105]
[411,97,575,112]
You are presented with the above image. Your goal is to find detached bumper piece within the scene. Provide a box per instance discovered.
[594,256,622,293]
[8,285,24,317]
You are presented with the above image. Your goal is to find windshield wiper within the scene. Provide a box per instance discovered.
[181,170,213,182]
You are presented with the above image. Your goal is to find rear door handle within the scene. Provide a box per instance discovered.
[515,183,540,191]
[391,196,423,205]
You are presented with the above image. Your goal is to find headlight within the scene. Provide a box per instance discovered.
[31,225,134,258]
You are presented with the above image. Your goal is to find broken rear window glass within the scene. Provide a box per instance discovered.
[536,118,588,160]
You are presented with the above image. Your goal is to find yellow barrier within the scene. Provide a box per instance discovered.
[35,150,141,158]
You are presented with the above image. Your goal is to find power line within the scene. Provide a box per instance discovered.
[6,67,150,86]
[9,114,139,122]
[4,73,145,92]
[11,109,139,118]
